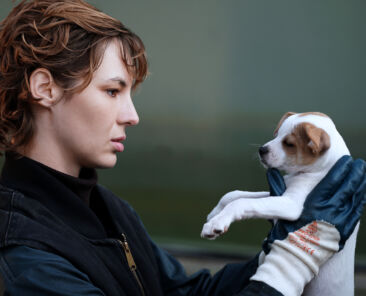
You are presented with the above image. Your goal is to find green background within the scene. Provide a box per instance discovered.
[1,1,365,258]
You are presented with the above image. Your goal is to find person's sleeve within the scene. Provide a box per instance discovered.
[150,238,283,296]
[127,203,282,296]
[0,245,105,296]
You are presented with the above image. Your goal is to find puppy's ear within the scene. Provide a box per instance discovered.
[274,112,296,136]
[303,123,330,155]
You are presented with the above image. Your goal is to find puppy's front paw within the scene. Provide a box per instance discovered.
[206,191,244,221]
[200,223,219,240]
[206,205,221,222]
[201,215,232,240]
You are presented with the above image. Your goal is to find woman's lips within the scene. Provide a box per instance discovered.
[111,141,124,152]
[111,137,126,152]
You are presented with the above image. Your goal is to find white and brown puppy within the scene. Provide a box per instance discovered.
[201,112,359,296]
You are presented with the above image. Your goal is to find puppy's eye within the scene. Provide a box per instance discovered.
[283,140,295,148]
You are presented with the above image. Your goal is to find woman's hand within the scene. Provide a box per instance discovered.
[263,155,366,253]
[250,155,366,296]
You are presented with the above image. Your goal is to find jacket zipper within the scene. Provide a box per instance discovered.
[118,233,146,296]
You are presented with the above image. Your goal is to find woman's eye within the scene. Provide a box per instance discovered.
[106,89,119,97]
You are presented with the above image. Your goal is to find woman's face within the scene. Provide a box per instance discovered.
[51,41,139,172]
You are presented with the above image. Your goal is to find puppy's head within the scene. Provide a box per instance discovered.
[259,112,336,174]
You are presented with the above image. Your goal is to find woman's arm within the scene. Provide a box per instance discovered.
[0,246,105,296]
[131,156,366,296]
[128,203,282,295]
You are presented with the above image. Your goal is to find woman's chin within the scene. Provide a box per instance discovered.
[92,154,118,169]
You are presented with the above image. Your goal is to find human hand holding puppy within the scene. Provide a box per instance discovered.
[247,156,365,296]
[201,112,366,296]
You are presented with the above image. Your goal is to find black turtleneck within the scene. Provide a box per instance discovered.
[0,152,115,239]
[33,158,97,207]
[0,154,168,296]
[1,152,98,206]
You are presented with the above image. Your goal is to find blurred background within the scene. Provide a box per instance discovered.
[1,0,366,292]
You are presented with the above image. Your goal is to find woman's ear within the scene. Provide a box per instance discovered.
[29,68,64,108]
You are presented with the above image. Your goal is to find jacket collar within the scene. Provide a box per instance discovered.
[0,153,108,239]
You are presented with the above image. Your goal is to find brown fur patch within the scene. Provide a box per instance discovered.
[274,112,297,136]
[298,112,329,118]
[282,122,330,166]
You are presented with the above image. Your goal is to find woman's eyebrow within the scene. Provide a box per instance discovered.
[107,77,127,87]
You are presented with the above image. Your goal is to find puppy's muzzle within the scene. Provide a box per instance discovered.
[259,146,269,157]
[259,145,270,166]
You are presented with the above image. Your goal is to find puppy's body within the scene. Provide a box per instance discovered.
[201,112,358,296]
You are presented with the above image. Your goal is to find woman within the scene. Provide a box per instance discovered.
[0,1,364,295]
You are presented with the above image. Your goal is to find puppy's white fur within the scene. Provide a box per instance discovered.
[201,112,358,296]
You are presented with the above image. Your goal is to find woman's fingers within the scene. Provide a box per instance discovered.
[324,159,366,208]
[304,156,354,206]
[341,173,366,228]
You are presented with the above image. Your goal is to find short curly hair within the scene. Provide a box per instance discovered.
[0,0,148,153]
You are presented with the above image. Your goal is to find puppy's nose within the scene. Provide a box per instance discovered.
[259,146,269,157]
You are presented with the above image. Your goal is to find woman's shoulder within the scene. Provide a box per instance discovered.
[0,246,105,295]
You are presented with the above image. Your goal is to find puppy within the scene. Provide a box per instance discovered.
[201,112,359,296]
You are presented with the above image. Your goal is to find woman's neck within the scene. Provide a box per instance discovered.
[15,140,81,178]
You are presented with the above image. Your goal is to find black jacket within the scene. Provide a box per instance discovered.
[0,155,281,295]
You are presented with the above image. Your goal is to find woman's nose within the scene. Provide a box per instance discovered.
[129,108,139,126]
[117,99,139,126]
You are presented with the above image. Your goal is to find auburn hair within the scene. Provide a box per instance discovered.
[0,0,148,153]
